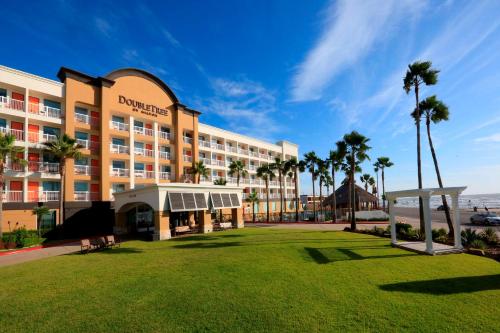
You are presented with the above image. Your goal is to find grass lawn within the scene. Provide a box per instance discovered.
[1,228,499,332]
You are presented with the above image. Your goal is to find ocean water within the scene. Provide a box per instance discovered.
[392,193,500,209]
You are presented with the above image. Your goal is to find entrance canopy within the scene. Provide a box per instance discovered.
[114,183,244,214]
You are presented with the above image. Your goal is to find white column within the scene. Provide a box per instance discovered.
[422,192,433,254]
[389,198,397,244]
[154,121,159,183]
[129,116,135,189]
[23,88,29,202]
[452,193,462,249]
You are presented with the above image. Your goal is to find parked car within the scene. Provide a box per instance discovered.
[470,212,500,225]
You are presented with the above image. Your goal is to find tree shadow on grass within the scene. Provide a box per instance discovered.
[69,248,143,255]
[304,247,418,264]
[379,275,500,295]
[173,241,242,249]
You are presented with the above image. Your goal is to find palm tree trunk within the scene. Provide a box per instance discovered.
[332,169,337,223]
[266,180,270,223]
[252,203,255,223]
[237,173,240,187]
[382,168,386,211]
[279,171,283,222]
[294,170,299,222]
[311,168,316,222]
[375,170,379,208]
[415,83,425,231]
[59,161,65,226]
[0,169,4,238]
[426,118,454,235]
[350,154,356,230]
[319,180,323,222]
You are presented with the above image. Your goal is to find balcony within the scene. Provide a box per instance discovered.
[29,103,62,119]
[238,149,249,155]
[74,191,99,201]
[135,170,154,179]
[259,153,268,159]
[249,151,259,158]
[134,147,154,157]
[110,143,129,154]
[159,171,172,180]
[110,168,129,177]
[199,157,211,165]
[211,143,225,151]
[27,132,58,144]
[249,165,257,171]
[110,121,129,131]
[134,126,153,136]
[183,136,193,144]
[183,155,192,162]
[226,146,237,153]
[74,165,98,176]
[28,191,60,202]
[159,151,171,160]
[75,113,99,126]
[159,131,171,140]
[212,159,225,167]
[0,127,24,141]
[28,161,59,174]
[2,191,23,202]
[198,140,211,148]
[0,96,24,112]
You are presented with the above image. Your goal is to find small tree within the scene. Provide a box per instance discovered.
[245,191,259,223]
[0,133,26,237]
[327,141,346,223]
[270,157,289,222]
[32,205,50,238]
[284,157,305,222]
[257,164,275,223]
[303,151,320,221]
[228,160,248,187]
[376,157,394,212]
[190,161,209,184]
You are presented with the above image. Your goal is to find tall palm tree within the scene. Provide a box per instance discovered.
[322,172,333,220]
[316,159,330,220]
[270,157,289,222]
[376,157,394,212]
[368,177,376,195]
[303,151,319,222]
[412,95,454,235]
[404,60,439,231]
[245,190,259,223]
[373,161,381,207]
[190,161,209,184]
[327,141,346,223]
[256,164,275,223]
[343,131,371,230]
[360,173,372,191]
[43,134,83,226]
[285,157,305,222]
[228,160,248,187]
[0,133,26,237]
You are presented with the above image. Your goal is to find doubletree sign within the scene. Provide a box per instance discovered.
[118,95,169,117]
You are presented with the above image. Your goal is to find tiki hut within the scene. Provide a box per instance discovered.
[322,183,378,211]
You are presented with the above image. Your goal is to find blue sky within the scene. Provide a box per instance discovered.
[2,0,500,194]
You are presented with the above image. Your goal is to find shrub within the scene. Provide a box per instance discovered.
[432,228,447,241]
[372,226,386,237]
[470,239,487,250]
[413,228,425,241]
[395,222,412,236]
[461,228,479,246]
[479,228,498,246]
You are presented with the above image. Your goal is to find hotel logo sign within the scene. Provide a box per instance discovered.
[118,95,169,117]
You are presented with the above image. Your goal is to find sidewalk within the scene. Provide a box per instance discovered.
[0,242,81,268]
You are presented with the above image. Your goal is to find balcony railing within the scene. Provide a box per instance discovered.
[259,153,268,159]
[135,170,154,179]
[199,157,211,165]
[134,126,153,136]
[110,168,129,177]
[1,191,23,202]
[0,96,24,112]
[212,159,225,167]
[110,121,129,131]
[249,151,259,157]
[212,143,225,151]
[29,103,62,119]
[0,127,24,141]
[75,113,99,126]
[199,140,211,148]
[159,131,171,140]
[74,191,99,201]
[28,191,60,202]
[226,146,237,153]
[238,149,249,155]
[76,139,89,149]
[183,136,193,144]
[110,143,129,154]
[74,165,98,176]
[249,165,256,171]
[183,155,192,162]
[134,147,154,157]
[159,172,171,180]
[159,151,171,160]
[28,161,59,174]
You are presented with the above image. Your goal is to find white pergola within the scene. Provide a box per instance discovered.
[385,186,467,255]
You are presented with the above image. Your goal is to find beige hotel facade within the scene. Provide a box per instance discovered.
[0,65,299,231]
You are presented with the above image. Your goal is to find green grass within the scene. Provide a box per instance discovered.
[1,228,499,332]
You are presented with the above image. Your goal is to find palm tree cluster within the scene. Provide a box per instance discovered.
[404,60,454,235]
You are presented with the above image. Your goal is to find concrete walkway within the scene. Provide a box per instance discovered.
[0,242,81,268]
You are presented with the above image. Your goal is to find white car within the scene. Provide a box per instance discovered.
[470,212,500,225]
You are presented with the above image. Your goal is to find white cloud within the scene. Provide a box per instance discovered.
[290,0,425,102]
[474,133,500,143]
[94,17,112,37]
[452,115,500,141]
[161,29,181,48]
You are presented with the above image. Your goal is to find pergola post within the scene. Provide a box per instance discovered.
[388,198,397,245]
[421,191,433,254]
[451,193,462,249]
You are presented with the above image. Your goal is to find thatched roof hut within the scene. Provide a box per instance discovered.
[322,183,378,209]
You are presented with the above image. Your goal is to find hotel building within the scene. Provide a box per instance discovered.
[0,65,299,232]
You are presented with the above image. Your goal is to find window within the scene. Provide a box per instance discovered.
[112,161,125,169]
[160,146,170,152]
[0,118,6,128]
[134,120,143,127]
[0,88,6,97]
[112,138,125,145]
[42,181,60,191]
[135,163,144,171]
[160,126,170,133]
[43,152,58,163]
[75,107,88,115]
[161,165,171,172]
[43,126,60,136]
[112,115,125,123]
[44,99,61,110]
[75,157,88,166]
[74,182,88,192]
[112,183,126,193]
[75,131,88,140]
[134,142,144,149]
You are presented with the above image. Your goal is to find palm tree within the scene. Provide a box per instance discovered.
[43,134,83,226]
[245,190,259,223]
[0,133,26,237]
[327,141,346,223]
[368,177,376,195]
[376,157,394,212]
[213,178,227,186]
[32,205,50,238]
[322,172,333,220]
[404,60,439,231]
[343,131,371,230]
[316,159,330,220]
[256,164,275,223]
[228,160,248,187]
[285,157,305,222]
[360,174,372,191]
[303,151,319,221]
[373,161,381,207]
[190,161,209,184]
[270,157,289,222]
[412,95,454,235]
